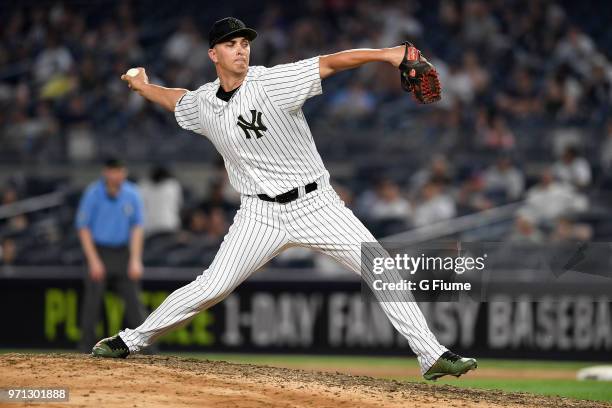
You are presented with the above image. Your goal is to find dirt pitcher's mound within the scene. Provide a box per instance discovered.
[0,353,608,408]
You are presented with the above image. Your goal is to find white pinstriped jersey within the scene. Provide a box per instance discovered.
[175,57,329,197]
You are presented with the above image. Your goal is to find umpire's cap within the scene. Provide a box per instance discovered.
[209,17,257,48]
[103,156,125,169]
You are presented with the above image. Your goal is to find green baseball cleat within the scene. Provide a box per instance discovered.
[423,351,477,381]
[91,335,130,359]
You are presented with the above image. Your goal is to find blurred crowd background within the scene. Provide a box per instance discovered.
[1,0,611,270]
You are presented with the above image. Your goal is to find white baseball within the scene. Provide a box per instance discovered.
[126,68,140,77]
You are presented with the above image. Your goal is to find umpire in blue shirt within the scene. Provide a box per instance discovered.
[76,158,147,351]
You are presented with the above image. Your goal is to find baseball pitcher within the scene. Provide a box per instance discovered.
[92,17,474,381]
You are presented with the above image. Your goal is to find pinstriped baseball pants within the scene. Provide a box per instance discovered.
[120,181,447,372]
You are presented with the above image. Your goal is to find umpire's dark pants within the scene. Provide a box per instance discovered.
[79,245,146,351]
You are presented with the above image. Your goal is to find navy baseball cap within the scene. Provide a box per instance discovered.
[209,17,257,48]
[103,156,125,168]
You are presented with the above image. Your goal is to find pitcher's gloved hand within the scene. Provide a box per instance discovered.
[398,42,442,104]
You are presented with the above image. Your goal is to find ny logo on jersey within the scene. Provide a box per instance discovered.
[237,109,268,139]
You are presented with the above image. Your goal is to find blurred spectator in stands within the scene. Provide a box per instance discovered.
[444,63,475,105]
[28,102,60,159]
[182,206,228,243]
[177,207,210,245]
[483,156,525,202]
[251,5,287,63]
[379,2,423,45]
[1,187,28,233]
[207,207,229,240]
[461,0,500,50]
[139,165,182,236]
[462,50,490,101]
[3,102,60,161]
[496,67,541,119]
[444,51,489,105]
[457,172,494,213]
[1,187,18,206]
[329,82,376,121]
[4,108,29,158]
[550,217,593,242]
[553,146,591,188]
[177,207,207,244]
[543,67,581,122]
[423,101,465,149]
[410,154,452,197]
[438,0,461,47]
[412,179,456,227]
[75,157,147,352]
[208,179,240,213]
[33,34,74,84]
[554,26,597,76]
[600,120,612,174]
[210,159,241,211]
[164,18,198,63]
[582,61,612,122]
[1,236,17,265]
[476,109,515,151]
[520,168,588,224]
[366,178,411,222]
[543,74,566,120]
[355,180,378,219]
[287,17,325,59]
[507,214,545,243]
[163,18,211,87]
[187,208,208,236]
[63,94,96,162]
[360,178,411,235]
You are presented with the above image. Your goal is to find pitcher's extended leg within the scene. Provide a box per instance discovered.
[286,188,447,372]
[118,198,288,353]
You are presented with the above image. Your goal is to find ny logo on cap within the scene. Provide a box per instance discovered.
[228,18,241,30]
[237,109,268,139]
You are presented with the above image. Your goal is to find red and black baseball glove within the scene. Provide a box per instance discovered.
[399,42,442,104]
